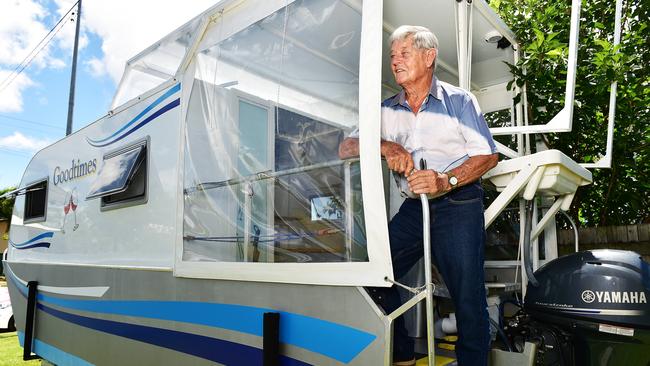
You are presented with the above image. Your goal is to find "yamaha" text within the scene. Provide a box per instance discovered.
[595,291,647,304]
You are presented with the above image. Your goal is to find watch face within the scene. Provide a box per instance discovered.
[449,176,458,186]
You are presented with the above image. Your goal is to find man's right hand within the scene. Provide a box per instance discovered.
[381,141,414,176]
[339,138,414,176]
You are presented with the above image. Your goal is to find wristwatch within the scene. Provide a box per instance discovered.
[448,172,458,189]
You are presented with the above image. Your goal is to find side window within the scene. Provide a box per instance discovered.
[24,179,48,223]
[87,139,148,210]
[182,0,366,265]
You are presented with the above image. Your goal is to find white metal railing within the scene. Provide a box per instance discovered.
[184,159,360,261]
[487,0,623,153]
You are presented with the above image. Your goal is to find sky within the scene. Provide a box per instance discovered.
[0,0,215,189]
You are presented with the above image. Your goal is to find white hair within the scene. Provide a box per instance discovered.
[389,25,439,70]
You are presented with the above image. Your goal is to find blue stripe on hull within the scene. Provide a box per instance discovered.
[88,97,180,147]
[37,296,375,362]
[18,331,94,366]
[9,232,54,250]
[38,303,311,366]
[6,269,374,364]
[87,83,181,145]
[11,242,51,250]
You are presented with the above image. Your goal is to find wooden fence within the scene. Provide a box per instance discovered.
[558,223,650,245]
[557,223,650,259]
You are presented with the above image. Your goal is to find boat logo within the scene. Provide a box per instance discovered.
[581,290,596,303]
[61,188,79,233]
[53,159,97,186]
[581,290,647,304]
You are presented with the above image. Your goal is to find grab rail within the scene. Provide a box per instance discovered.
[184,158,359,195]
[184,158,360,261]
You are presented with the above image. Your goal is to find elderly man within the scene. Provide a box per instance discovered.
[339,25,498,365]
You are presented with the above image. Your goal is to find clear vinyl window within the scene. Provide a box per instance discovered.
[183,0,366,264]
[112,17,201,109]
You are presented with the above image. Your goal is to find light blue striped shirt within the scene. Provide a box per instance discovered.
[379,76,497,173]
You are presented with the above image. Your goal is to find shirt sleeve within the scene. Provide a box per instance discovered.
[347,104,391,140]
[458,93,497,156]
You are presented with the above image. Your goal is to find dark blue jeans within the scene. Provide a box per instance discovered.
[369,182,490,365]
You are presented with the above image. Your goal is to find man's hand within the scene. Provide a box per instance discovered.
[407,170,450,196]
[338,138,360,159]
[381,141,414,175]
[339,138,415,176]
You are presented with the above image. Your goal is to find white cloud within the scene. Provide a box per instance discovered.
[48,58,67,69]
[0,0,215,113]
[77,0,215,83]
[0,70,35,113]
[0,0,67,69]
[0,131,52,152]
[84,57,105,78]
[0,0,74,113]
[0,0,46,65]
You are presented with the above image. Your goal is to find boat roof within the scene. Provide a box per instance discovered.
[111,0,518,109]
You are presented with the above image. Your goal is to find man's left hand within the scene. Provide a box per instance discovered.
[407,170,450,196]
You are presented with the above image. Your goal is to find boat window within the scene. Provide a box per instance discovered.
[183,0,366,264]
[87,141,148,209]
[24,179,48,223]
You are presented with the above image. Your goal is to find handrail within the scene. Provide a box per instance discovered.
[184,158,361,261]
[184,158,359,195]
[489,0,581,136]
[0,186,45,200]
[489,0,622,140]
[580,0,622,169]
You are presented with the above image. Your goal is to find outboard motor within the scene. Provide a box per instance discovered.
[524,250,650,365]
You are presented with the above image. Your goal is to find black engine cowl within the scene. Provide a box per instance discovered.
[524,250,649,328]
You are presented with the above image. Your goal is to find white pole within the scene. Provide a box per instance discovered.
[563,0,582,131]
[581,0,622,169]
[418,159,435,366]
[421,191,435,366]
[455,1,469,88]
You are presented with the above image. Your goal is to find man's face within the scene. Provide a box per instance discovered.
[390,36,435,88]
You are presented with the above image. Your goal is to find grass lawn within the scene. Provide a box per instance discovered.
[0,332,40,366]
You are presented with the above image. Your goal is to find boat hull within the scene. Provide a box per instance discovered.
[6,262,385,366]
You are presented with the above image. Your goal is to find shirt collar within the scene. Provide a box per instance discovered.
[429,76,442,101]
[388,75,442,108]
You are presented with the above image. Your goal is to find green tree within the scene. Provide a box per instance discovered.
[0,186,16,223]
[490,0,649,226]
